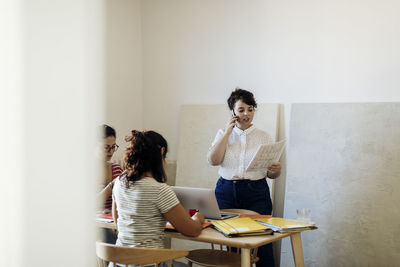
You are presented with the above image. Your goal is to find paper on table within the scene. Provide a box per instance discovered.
[165,221,212,231]
[256,217,317,232]
[246,140,286,172]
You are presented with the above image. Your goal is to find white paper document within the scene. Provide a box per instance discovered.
[246,140,286,172]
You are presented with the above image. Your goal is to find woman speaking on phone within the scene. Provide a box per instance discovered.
[207,88,281,267]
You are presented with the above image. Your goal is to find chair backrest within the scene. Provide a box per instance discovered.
[96,241,188,267]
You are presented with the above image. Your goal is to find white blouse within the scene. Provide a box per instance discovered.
[210,125,273,180]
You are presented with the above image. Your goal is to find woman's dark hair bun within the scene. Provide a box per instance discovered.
[227,88,257,110]
[102,124,116,138]
[123,130,168,185]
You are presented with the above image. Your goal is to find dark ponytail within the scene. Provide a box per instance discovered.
[102,124,116,138]
[123,130,168,185]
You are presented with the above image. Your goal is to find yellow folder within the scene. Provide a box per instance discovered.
[212,217,273,237]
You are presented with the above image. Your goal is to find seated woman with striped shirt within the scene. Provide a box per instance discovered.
[111,130,204,266]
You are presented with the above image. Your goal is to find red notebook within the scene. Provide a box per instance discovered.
[100,212,113,220]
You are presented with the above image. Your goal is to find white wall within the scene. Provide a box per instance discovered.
[105,0,143,160]
[0,0,23,265]
[140,0,400,218]
[141,0,400,160]
[1,0,105,266]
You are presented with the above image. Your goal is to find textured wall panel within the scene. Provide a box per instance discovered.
[281,103,400,267]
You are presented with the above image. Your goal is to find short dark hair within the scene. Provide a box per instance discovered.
[123,130,168,185]
[227,88,257,110]
[103,124,116,138]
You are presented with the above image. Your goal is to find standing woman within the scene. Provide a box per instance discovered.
[207,88,281,267]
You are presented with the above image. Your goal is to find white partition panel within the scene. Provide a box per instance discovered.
[281,103,400,267]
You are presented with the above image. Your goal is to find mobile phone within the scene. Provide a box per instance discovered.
[231,110,237,122]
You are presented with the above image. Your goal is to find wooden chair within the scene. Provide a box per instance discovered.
[96,241,188,267]
[185,209,260,267]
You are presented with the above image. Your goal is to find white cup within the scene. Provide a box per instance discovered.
[296,208,311,224]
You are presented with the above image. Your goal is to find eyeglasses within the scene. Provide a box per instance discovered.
[104,144,119,152]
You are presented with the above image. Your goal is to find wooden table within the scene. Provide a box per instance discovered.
[97,220,307,267]
[166,227,306,267]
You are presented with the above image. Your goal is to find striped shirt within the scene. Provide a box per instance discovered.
[112,176,179,248]
[104,162,123,210]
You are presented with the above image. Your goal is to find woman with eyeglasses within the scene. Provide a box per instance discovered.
[99,124,123,212]
[98,124,123,244]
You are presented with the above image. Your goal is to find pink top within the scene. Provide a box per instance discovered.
[104,162,123,210]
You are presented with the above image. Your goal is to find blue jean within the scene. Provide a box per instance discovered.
[215,177,275,267]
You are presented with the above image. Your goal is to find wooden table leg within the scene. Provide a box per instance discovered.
[290,232,305,267]
[241,248,251,267]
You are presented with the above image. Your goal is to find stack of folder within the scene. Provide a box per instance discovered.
[211,216,317,237]
[256,217,317,232]
[211,217,273,237]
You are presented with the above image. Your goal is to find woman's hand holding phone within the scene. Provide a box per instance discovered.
[224,110,237,135]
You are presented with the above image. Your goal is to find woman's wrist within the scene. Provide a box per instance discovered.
[267,170,280,179]
[193,217,201,225]
[108,180,114,189]
[222,130,231,138]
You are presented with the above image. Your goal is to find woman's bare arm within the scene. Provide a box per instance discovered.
[163,204,204,237]
[207,116,236,165]
[112,200,118,229]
